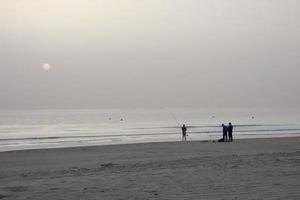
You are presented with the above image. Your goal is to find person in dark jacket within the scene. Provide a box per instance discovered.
[228,122,233,142]
[222,124,228,142]
[182,124,187,141]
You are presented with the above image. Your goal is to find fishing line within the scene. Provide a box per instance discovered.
[160,107,192,141]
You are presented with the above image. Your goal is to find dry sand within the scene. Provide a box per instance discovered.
[0,137,299,200]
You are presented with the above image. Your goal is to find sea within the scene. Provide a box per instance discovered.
[1,108,300,152]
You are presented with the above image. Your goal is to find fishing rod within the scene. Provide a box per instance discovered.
[171,111,192,141]
[169,111,181,127]
[161,107,192,141]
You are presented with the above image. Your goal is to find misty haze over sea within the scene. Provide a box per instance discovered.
[1,0,300,110]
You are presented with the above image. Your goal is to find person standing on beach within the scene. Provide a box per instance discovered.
[228,122,233,142]
[182,124,187,141]
[222,124,228,142]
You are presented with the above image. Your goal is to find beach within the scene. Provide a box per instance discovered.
[0,137,299,200]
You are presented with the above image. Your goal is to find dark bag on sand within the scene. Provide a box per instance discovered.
[218,138,225,142]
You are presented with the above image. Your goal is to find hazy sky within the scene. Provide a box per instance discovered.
[1,0,299,109]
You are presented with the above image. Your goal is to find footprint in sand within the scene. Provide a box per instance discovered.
[100,163,118,168]
[3,186,29,192]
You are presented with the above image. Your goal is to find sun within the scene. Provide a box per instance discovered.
[43,63,51,71]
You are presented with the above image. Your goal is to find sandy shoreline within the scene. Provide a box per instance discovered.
[0,137,299,199]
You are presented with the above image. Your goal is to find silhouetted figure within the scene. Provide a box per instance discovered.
[182,124,187,141]
[222,124,228,142]
[228,122,233,142]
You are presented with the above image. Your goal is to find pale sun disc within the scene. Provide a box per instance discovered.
[43,63,51,71]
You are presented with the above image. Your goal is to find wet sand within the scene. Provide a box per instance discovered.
[0,137,299,199]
